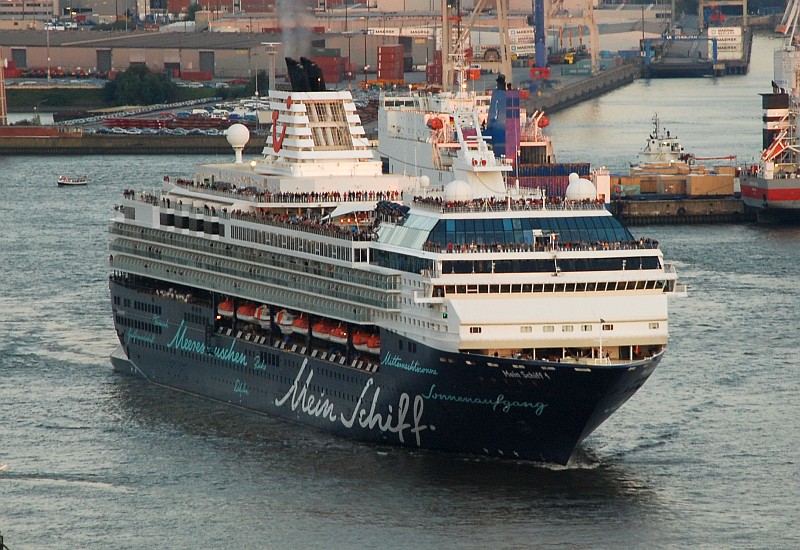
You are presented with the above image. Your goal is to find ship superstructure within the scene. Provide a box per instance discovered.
[108,57,683,465]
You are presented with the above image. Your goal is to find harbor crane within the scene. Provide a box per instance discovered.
[441,0,513,89]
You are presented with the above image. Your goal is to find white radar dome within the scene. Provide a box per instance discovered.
[565,172,596,201]
[226,124,250,147]
[443,179,473,202]
[419,175,430,188]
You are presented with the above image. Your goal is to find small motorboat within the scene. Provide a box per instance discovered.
[217,298,235,318]
[253,305,271,328]
[57,175,89,186]
[236,302,257,323]
[276,310,296,335]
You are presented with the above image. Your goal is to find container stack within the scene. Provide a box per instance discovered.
[426,50,443,85]
[377,44,404,82]
[311,48,344,84]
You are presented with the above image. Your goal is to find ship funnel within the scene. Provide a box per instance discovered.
[301,57,327,92]
[285,57,327,92]
[285,57,311,92]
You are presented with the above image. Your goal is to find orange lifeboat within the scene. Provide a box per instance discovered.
[217,298,234,319]
[427,117,444,130]
[236,302,257,323]
[291,315,309,335]
[352,331,370,353]
[254,305,271,328]
[366,334,381,355]
[312,320,334,341]
[329,324,348,346]
[538,115,550,128]
[275,309,296,335]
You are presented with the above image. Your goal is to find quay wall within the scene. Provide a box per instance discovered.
[0,134,265,155]
[526,63,641,115]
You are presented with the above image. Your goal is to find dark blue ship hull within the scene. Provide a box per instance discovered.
[110,279,661,465]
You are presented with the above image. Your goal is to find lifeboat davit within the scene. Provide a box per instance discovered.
[328,324,348,346]
[291,315,309,335]
[312,320,334,340]
[352,331,370,353]
[217,299,234,318]
[253,305,271,328]
[276,310,296,335]
[236,302,257,323]
[366,334,381,355]
[427,117,444,130]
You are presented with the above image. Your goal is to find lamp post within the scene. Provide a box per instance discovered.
[46,26,51,82]
[362,16,369,86]
[343,32,356,89]
[344,0,348,32]
[363,28,368,86]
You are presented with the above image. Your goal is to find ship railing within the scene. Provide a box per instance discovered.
[172,179,401,205]
[411,197,607,214]
[226,211,378,242]
[421,239,661,254]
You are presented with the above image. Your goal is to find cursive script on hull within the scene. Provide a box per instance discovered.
[274,359,431,446]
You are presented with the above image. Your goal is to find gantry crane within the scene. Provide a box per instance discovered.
[441,0,513,90]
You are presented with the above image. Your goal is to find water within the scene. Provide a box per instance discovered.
[1,34,799,549]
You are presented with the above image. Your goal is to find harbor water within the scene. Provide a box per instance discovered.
[1,33,799,549]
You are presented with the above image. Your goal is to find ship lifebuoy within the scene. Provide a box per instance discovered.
[472,159,478,166]
[481,159,487,166]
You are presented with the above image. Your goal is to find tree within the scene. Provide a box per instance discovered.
[104,65,179,105]
[187,4,203,21]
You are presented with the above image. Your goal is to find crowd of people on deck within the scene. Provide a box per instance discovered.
[424,238,659,254]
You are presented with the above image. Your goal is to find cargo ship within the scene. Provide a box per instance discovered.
[108,57,683,465]
[739,52,800,219]
[377,73,590,198]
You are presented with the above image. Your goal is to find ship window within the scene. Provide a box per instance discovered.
[469,327,482,334]
[581,325,593,331]
[602,324,613,331]
[562,325,574,332]
[543,325,554,333]
[649,322,660,329]
[521,326,532,332]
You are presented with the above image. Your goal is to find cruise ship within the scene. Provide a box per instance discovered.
[109,57,683,465]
